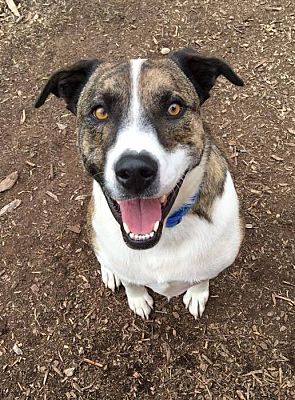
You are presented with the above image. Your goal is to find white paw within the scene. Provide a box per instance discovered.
[100,266,121,292]
[183,281,209,319]
[127,291,154,320]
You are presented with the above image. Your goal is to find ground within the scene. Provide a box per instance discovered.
[0,0,294,399]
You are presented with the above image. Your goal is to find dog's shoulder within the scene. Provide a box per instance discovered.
[191,141,228,221]
[86,195,98,251]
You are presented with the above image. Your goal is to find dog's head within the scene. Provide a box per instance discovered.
[35,48,243,250]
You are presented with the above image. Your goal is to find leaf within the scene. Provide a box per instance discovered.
[68,225,81,234]
[13,343,23,356]
[0,199,21,217]
[0,171,18,192]
[6,0,20,17]
[56,123,67,130]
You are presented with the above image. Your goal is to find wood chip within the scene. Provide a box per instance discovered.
[0,199,21,217]
[25,160,36,167]
[6,0,20,17]
[0,171,18,192]
[20,109,26,125]
[82,358,103,368]
[271,154,283,161]
[236,390,246,400]
[46,191,59,202]
[49,164,54,179]
[52,365,64,377]
[245,223,253,229]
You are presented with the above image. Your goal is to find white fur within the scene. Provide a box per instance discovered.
[92,169,241,317]
[104,59,192,199]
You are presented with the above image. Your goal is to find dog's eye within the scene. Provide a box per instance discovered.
[167,103,182,117]
[93,106,109,120]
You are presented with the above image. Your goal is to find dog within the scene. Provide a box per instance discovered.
[35,48,244,319]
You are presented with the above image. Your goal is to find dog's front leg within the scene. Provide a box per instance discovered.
[183,280,209,319]
[100,264,121,292]
[123,283,154,320]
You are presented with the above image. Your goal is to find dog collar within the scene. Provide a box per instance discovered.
[165,190,200,228]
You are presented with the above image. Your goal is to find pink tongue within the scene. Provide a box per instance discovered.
[118,198,161,234]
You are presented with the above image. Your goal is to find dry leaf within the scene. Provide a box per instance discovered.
[0,199,21,217]
[68,225,81,234]
[57,123,67,130]
[6,0,20,17]
[0,171,18,192]
[64,367,75,377]
[160,47,170,55]
[13,343,23,356]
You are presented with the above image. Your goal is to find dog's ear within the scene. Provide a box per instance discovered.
[170,48,244,104]
[35,59,101,114]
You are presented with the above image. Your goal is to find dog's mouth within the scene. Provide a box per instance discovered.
[103,175,186,250]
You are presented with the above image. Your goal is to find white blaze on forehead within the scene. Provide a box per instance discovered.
[104,58,192,198]
[129,58,145,125]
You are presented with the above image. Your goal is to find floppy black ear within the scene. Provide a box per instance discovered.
[35,59,101,114]
[170,48,244,104]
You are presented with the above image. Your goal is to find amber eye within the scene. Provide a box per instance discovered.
[167,103,182,117]
[93,106,108,120]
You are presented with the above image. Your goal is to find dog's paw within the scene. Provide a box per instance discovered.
[183,280,209,319]
[100,266,121,292]
[127,290,154,320]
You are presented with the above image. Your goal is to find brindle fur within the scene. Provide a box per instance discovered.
[190,144,227,221]
[76,62,131,180]
[86,196,97,251]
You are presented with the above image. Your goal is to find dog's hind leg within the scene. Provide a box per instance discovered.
[123,283,154,319]
[183,280,209,319]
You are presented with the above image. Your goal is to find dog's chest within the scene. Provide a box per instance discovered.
[91,173,241,296]
[147,281,193,298]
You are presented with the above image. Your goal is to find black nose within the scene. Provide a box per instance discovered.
[115,152,158,193]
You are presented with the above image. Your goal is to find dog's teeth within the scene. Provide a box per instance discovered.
[129,231,155,241]
[154,221,160,232]
[123,223,130,234]
[160,195,167,204]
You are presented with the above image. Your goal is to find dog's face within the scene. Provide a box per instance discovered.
[36,49,243,250]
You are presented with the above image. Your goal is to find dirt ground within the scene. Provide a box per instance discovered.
[0,0,294,399]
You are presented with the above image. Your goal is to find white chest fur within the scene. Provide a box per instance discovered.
[91,171,241,298]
